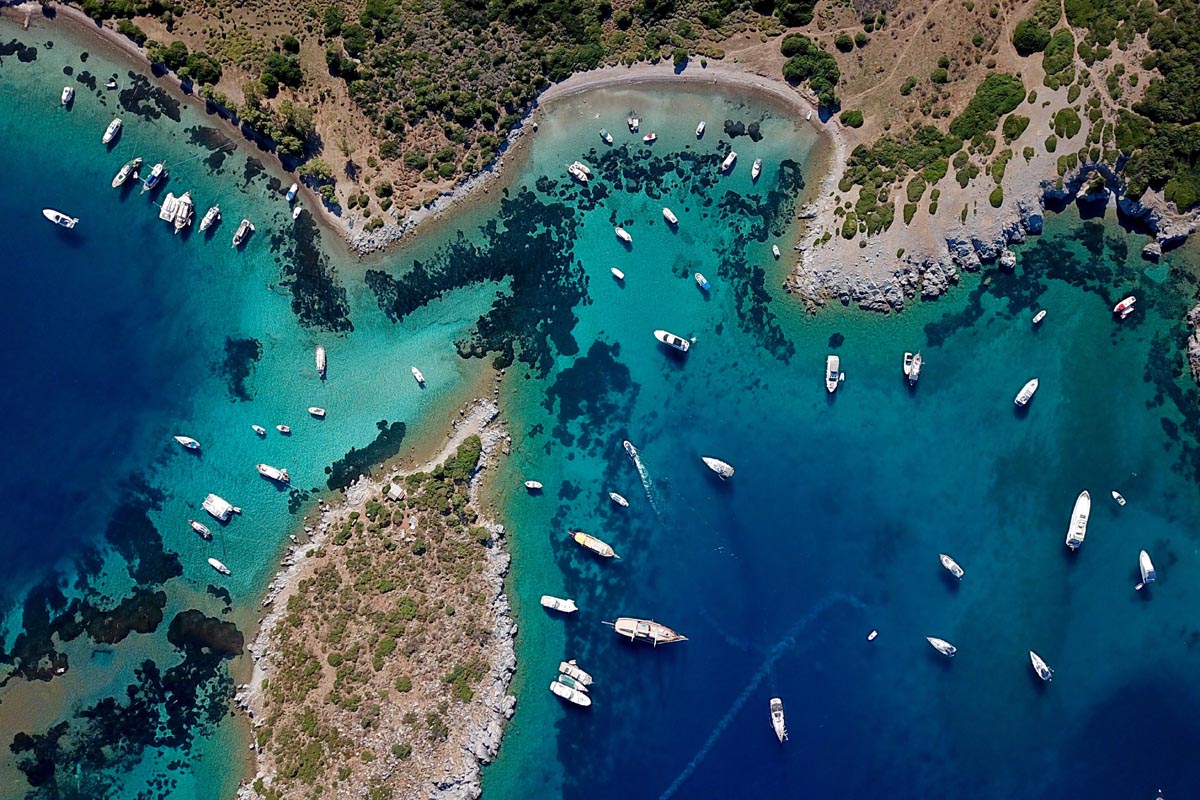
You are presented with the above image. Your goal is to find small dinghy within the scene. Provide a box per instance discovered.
[611,267,625,282]
[695,273,711,292]
[927,637,957,657]
[939,553,964,580]
[61,86,75,106]
[189,519,212,540]
[308,406,326,419]
[207,557,231,576]
[174,435,200,451]
[540,595,578,613]
[867,630,879,642]
[1136,550,1156,590]
[276,424,291,435]
[609,492,629,507]
[286,183,299,203]
[524,480,543,492]
[252,425,267,437]
[701,457,734,480]
[293,206,302,220]
[1111,490,1126,506]
[1032,309,1047,325]
[411,366,426,385]
[1029,650,1053,681]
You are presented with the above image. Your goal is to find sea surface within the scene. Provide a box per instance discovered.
[3,16,1200,800]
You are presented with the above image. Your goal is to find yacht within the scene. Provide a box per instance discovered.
[411,366,426,385]
[825,355,842,393]
[642,133,657,143]
[199,205,220,231]
[567,161,590,183]
[207,557,231,576]
[570,531,619,558]
[174,435,200,451]
[540,595,577,613]
[173,191,194,234]
[257,463,291,484]
[654,329,691,353]
[524,480,543,492]
[1014,378,1039,406]
[1065,490,1091,551]
[927,637,957,657]
[232,218,254,247]
[695,273,710,291]
[662,207,678,225]
[751,158,763,181]
[286,182,298,202]
[627,117,639,132]
[1113,296,1137,314]
[1032,309,1047,325]
[308,406,326,418]
[701,457,734,480]
[615,227,632,245]
[203,493,235,521]
[903,351,923,384]
[770,698,787,743]
[102,117,122,144]
[609,492,629,507]
[315,344,327,378]
[252,424,267,437]
[610,267,625,282]
[112,158,142,188]
[623,440,638,460]
[549,678,591,707]
[695,120,705,138]
[1137,549,1156,589]
[61,86,74,106]
[599,128,613,144]
[276,424,291,435]
[1111,490,1126,506]
[559,660,593,685]
[939,553,964,580]
[605,617,688,646]
[720,151,738,173]
[141,162,167,193]
[1029,650,1053,681]
[772,244,781,259]
[42,209,79,229]
[189,519,212,540]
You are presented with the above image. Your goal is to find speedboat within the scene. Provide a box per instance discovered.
[570,531,619,558]
[642,133,657,143]
[662,207,678,225]
[770,698,787,743]
[61,86,74,106]
[276,424,291,435]
[102,117,122,144]
[567,162,590,183]
[286,182,298,202]
[1111,490,1126,506]
[701,457,734,480]
[308,406,326,418]
[1065,490,1091,551]
[42,209,79,229]
[411,366,426,385]
[939,553,964,580]
[257,463,290,483]
[654,329,691,353]
[695,273,710,291]
[623,440,638,460]
[772,244,781,259]
[112,158,143,189]
[720,151,737,172]
[695,120,705,138]
[615,227,632,244]
[315,345,327,378]
[867,630,879,642]
[1014,378,1039,406]
[927,637,957,657]
[232,218,254,247]
[559,659,593,685]
[751,158,762,181]
[202,493,235,521]
[174,435,200,451]
[199,205,220,231]
[549,678,591,707]
[610,267,625,282]
[189,519,212,540]
[1032,309,1047,325]
[540,595,577,613]
[524,480,543,492]
[252,425,267,437]
[825,355,842,393]
[599,128,613,144]
[605,617,687,646]
[903,351,923,385]
[141,162,166,193]
[609,492,629,507]
[627,117,639,132]
[173,191,194,234]
[1029,650,1053,681]
[1113,296,1136,314]
[207,557,231,576]
[1137,549,1156,590]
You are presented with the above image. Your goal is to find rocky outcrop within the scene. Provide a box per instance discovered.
[1187,304,1200,387]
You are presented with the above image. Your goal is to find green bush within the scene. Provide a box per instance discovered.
[903,203,917,224]
[949,73,1025,142]
[1012,20,1051,55]
[839,109,864,128]
[116,19,146,46]
[1002,114,1030,142]
[854,32,869,48]
[779,36,840,108]
[1053,108,1082,138]
[1045,134,1058,151]
[931,68,949,84]
[775,0,816,26]
[835,33,854,52]
[906,176,927,202]
[900,76,917,96]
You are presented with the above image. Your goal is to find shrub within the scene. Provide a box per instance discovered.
[989,186,1004,207]
[949,73,1025,142]
[839,109,864,128]
[835,33,854,52]
[903,203,917,224]
[854,32,869,48]
[1053,108,1082,138]
[116,19,146,46]
[906,176,927,202]
[282,34,300,54]
[900,76,917,96]
[775,0,817,26]
[931,68,949,84]
[1012,20,1052,55]
[780,37,840,108]
[403,151,428,171]
[1002,114,1030,142]
[1045,134,1058,152]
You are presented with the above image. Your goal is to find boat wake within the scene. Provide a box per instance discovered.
[627,448,663,515]
[656,592,865,800]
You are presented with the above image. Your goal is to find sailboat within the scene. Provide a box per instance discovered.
[701,457,734,480]
[769,698,787,743]
[315,345,327,378]
[111,157,143,188]
[927,637,957,657]
[1029,651,1053,681]
[605,617,687,645]
[199,205,220,231]
[173,435,200,451]
[903,352,923,384]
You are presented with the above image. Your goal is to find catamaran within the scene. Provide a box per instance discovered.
[1029,651,1053,681]
[662,207,678,225]
[720,150,738,173]
[701,457,734,480]
[751,158,762,181]
[927,637,957,657]
[939,553,964,580]
[559,660,593,685]
[315,344,327,378]
[540,595,577,613]
[174,435,200,451]
[189,519,212,540]
[1014,378,1039,406]
[903,351,923,384]
[61,86,74,106]
[207,557,231,576]
[695,273,710,291]
[199,205,220,231]
[605,617,687,646]
[42,209,78,229]
[111,157,142,188]
[825,355,842,393]
[102,117,122,144]
[770,698,787,743]
[654,329,691,353]
[615,226,632,244]
[609,492,629,507]
[627,117,639,132]
[570,531,619,558]
[549,677,591,707]
[257,463,291,484]
[599,128,613,144]
[203,493,235,522]
[232,218,254,247]
[1065,490,1091,551]
[141,162,167,193]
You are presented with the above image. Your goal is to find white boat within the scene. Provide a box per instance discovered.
[102,117,122,144]
[695,120,705,138]
[199,205,220,231]
[276,424,291,435]
[1014,378,1039,406]
[524,480,543,492]
[61,86,74,106]
[292,206,302,220]
[903,352,923,384]
[232,218,254,247]
[606,617,688,646]
[999,248,1017,270]
[1032,309,1047,325]
[720,151,738,172]
[867,630,879,642]
[315,345,326,378]
[1111,490,1126,506]
[1065,490,1091,551]
[627,117,639,132]
[111,157,142,189]
[42,209,78,229]
[105,78,118,90]
[559,659,593,685]
[173,191,194,234]
[599,128,613,144]
[927,636,957,657]
[257,463,291,484]
[202,493,235,522]
[173,435,200,451]
[411,366,426,385]
[207,557,231,576]
[939,553,964,580]
[252,424,267,437]
[1137,549,1156,590]
[567,162,590,183]
[308,406,326,418]
[158,192,181,224]
[662,207,678,225]
[615,227,632,244]
[701,457,734,480]
[772,244,781,259]
[570,531,619,559]
[610,267,625,281]
[825,354,842,393]
[642,133,657,143]
[623,440,638,459]
[751,158,762,181]
[1029,650,1053,681]
[189,519,212,540]
[609,492,629,507]
[286,182,298,202]
[654,329,690,353]
[549,678,591,707]
[540,595,577,613]
[770,697,787,743]
[1113,295,1136,314]
[141,162,166,194]
[695,273,710,291]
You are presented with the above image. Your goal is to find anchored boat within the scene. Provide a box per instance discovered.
[662,207,678,225]
[695,273,710,291]
[207,557,231,576]
[770,698,787,743]
[315,344,326,378]
[701,457,734,480]
[102,117,122,144]
[174,435,200,451]
[720,150,737,173]
[308,406,326,418]
[141,162,167,194]
[751,158,762,181]
[1137,550,1156,590]
[199,205,221,231]
[252,425,267,437]
[1014,378,1039,407]
[642,133,657,143]
[627,117,639,132]
[173,191,194,234]
[772,244,781,259]
[609,492,629,507]
[825,355,842,393]
[42,209,78,229]
[654,329,691,353]
[615,226,632,245]
[549,677,591,707]
[1029,651,1053,681]
[111,157,143,188]
[286,182,299,202]
[524,480,543,492]
[605,617,687,646]
[927,637,957,657]
[411,366,426,385]
[257,463,291,484]
[202,493,235,522]
[570,531,619,559]
[61,86,74,106]
[903,351,923,385]
[611,267,625,281]
[1032,309,1047,325]
[189,519,212,540]
[567,161,590,183]
[599,128,613,144]
[695,120,705,138]
[540,595,578,613]
[1113,295,1136,315]
[1111,490,1126,506]
[939,553,964,580]
[232,218,254,247]
[1065,490,1091,551]
[559,659,593,685]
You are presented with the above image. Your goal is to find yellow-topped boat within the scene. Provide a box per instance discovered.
[570,531,619,559]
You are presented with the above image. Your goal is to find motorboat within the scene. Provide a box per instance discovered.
[556,673,589,694]
[173,191,194,234]
[1113,296,1136,314]
[276,424,291,435]
[559,659,593,685]
[524,480,543,492]
[654,329,691,353]
[42,209,79,229]
[257,463,291,484]
[662,207,678,225]
[623,440,638,460]
[207,557,231,576]
[61,86,74,106]
[772,244,781,259]
[570,531,619,558]
[609,492,629,507]
[252,425,267,437]
[308,406,326,418]
[1065,490,1091,551]
[1014,378,1039,407]
[642,133,657,143]
[105,78,118,90]
[112,158,142,188]
[599,128,613,144]
[315,344,326,378]
[720,151,737,172]
[927,637,956,657]
[627,117,639,132]
[102,117,122,144]
[540,595,577,613]
[903,352,923,384]
[232,218,254,247]
[701,457,734,480]
[695,273,710,291]
[1111,490,1126,506]
[1137,549,1156,590]
[751,158,762,181]
[696,120,705,138]
[567,161,590,183]
[202,493,235,522]
[867,630,879,642]
[605,617,687,646]
[615,227,632,244]
[999,248,1017,270]
[549,678,591,707]
[141,162,167,193]
[411,366,426,385]
[174,435,200,451]
[770,698,787,743]
[825,355,842,393]
[1029,650,1053,681]
[189,519,212,540]
[286,182,298,202]
[611,267,625,281]
[292,206,302,220]
[199,205,220,231]
[1031,309,1047,325]
[939,553,964,580]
